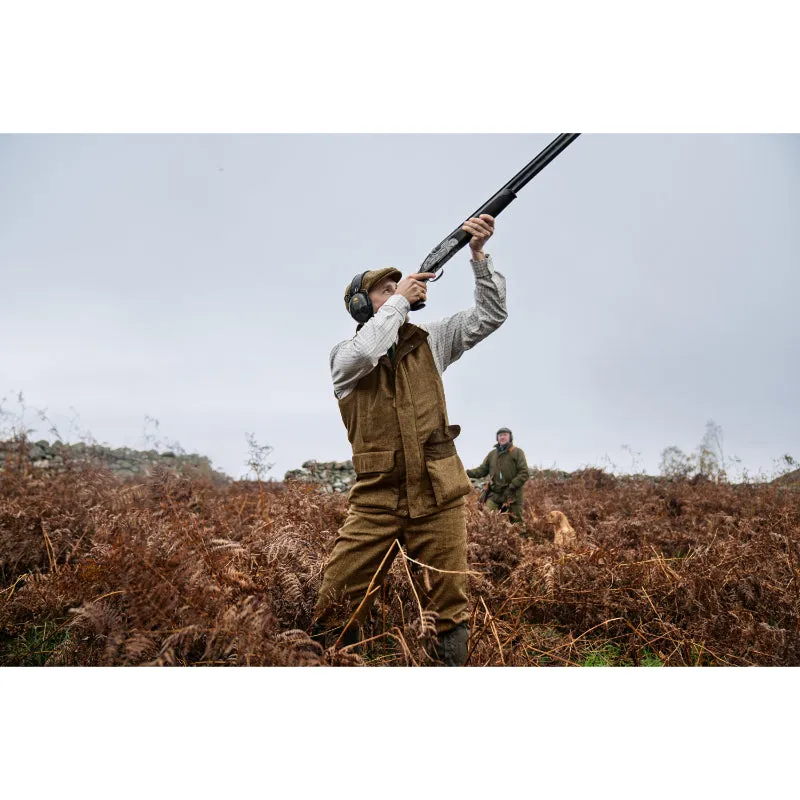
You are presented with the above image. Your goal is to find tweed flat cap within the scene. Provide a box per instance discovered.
[343,267,403,309]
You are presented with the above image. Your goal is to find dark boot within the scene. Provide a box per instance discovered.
[311,620,361,650]
[433,622,470,666]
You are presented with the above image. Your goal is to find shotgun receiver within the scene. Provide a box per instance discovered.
[411,132,581,310]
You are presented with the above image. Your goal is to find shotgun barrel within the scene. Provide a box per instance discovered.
[412,133,581,310]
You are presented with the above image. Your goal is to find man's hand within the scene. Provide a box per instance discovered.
[395,272,436,305]
[462,214,495,259]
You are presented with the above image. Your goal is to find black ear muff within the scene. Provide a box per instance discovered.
[348,271,373,323]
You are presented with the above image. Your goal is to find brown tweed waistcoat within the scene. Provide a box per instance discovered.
[337,322,472,518]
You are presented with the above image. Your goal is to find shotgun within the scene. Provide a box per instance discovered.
[411,132,581,310]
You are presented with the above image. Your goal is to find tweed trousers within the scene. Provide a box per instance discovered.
[314,493,469,638]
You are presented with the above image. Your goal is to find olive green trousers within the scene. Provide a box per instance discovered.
[484,496,525,526]
[314,496,469,639]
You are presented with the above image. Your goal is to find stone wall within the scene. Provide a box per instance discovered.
[284,460,356,493]
[0,439,229,482]
[283,460,574,494]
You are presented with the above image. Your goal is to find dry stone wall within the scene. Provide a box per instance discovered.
[284,460,356,493]
[0,439,229,482]
[282,459,574,493]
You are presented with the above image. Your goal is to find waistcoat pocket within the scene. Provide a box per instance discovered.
[422,424,461,460]
[349,450,399,511]
[353,450,395,475]
[426,453,473,507]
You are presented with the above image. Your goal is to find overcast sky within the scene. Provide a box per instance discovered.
[1,134,798,479]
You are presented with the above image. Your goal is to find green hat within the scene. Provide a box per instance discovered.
[496,427,513,443]
[343,267,403,310]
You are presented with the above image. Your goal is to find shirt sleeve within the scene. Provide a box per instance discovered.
[416,254,508,375]
[330,294,410,400]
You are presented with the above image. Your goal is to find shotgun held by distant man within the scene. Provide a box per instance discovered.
[410,133,581,311]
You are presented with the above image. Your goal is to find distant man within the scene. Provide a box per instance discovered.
[313,214,507,666]
[467,427,529,527]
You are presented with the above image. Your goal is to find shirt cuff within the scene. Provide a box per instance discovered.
[470,253,493,278]
[382,294,410,315]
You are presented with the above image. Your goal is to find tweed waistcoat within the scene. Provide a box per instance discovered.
[337,322,472,518]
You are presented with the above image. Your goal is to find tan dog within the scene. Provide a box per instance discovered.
[546,510,577,547]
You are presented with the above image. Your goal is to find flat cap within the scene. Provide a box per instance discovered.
[344,268,403,310]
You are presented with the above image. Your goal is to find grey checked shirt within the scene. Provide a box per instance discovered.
[331,255,507,399]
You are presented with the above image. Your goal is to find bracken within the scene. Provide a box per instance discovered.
[1,463,798,666]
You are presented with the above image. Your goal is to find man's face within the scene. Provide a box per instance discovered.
[369,276,398,314]
[497,432,511,446]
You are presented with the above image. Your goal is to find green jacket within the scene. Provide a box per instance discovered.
[466,445,529,503]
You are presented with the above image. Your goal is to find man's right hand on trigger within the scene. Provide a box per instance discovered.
[395,272,436,305]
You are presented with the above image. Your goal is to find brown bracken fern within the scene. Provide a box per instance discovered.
[1,458,799,666]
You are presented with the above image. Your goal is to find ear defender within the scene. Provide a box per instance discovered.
[347,272,374,323]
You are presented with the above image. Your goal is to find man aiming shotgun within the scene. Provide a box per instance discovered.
[312,134,580,666]
[312,213,504,666]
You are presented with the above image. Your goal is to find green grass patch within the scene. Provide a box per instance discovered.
[581,644,663,667]
[2,620,70,666]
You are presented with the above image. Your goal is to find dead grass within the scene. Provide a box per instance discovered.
[2,463,798,666]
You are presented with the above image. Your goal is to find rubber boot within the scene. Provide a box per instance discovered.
[433,622,470,666]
